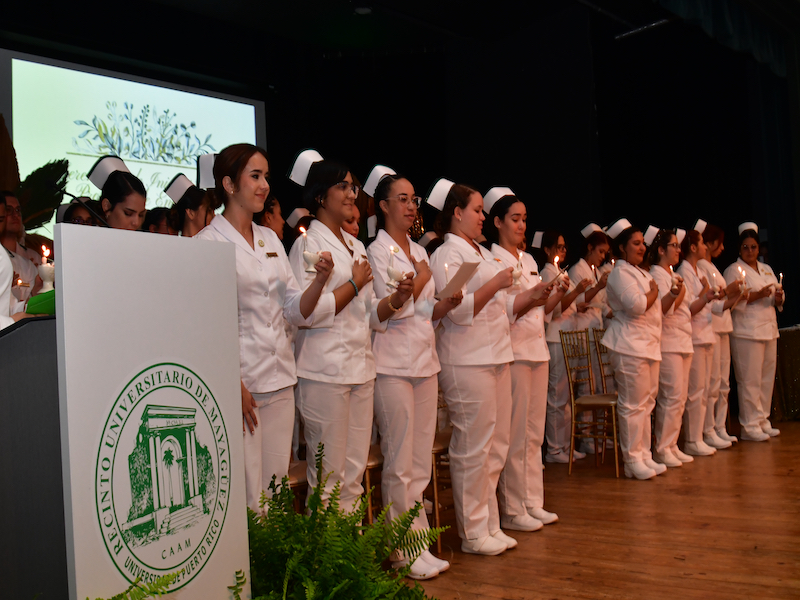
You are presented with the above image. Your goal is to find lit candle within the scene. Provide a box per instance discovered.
[591,264,596,280]
[779,272,784,286]
[16,278,21,286]
[299,226,308,252]
[41,245,50,265]
[390,245,396,269]
[444,263,450,283]
[517,251,523,269]
[669,265,679,287]
[611,258,615,267]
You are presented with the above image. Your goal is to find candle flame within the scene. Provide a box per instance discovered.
[554,256,559,266]
[299,226,306,235]
[42,245,51,259]
[17,278,21,285]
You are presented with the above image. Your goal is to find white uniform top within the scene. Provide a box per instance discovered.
[677,261,715,346]
[569,257,605,332]
[492,244,550,363]
[697,258,733,333]
[288,218,378,384]
[541,262,576,343]
[15,241,40,265]
[1,248,16,330]
[197,215,334,393]
[599,261,614,326]
[650,264,693,354]
[601,260,662,361]
[723,258,781,341]
[367,230,440,378]
[7,246,37,303]
[430,234,514,366]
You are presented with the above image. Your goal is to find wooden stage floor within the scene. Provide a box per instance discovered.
[418,421,800,600]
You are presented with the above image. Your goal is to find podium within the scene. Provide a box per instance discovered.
[2,225,251,599]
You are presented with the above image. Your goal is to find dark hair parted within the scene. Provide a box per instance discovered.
[702,223,724,245]
[213,143,269,208]
[612,225,642,257]
[484,195,523,245]
[582,230,610,257]
[102,171,146,210]
[143,207,170,232]
[646,228,675,265]
[168,186,211,232]
[434,183,479,237]
[303,160,350,212]
[253,193,279,226]
[738,229,760,249]
[541,230,563,252]
[374,174,406,232]
[681,229,702,257]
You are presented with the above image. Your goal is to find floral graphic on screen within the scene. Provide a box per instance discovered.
[72,101,216,165]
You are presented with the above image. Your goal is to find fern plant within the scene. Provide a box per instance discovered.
[87,573,177,600]
[248,444,446,600]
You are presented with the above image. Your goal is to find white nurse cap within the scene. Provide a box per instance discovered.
[581,223,602,238]
[483,187,515,214]
[676,228,686,244]
[606,218,632,239]
[286,207,310,229]
[694,219,707,234]
[165,174,196,204]
[531,231,544,249]
[87,156,130,190]
[197,153,217,189]
[367,215,377,238]
[418,231,439,248]
[288,149,324,186]
[643,225,659,246]
[363,165,396,197]
[738,221,758,235]
[426,178,455,211]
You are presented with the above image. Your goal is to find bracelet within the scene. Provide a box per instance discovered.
[348,278,359,296]
[387,295,401,312]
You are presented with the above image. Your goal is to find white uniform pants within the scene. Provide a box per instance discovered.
[373,374,437,530]
[709,332,732,432]
[296,378,374,510]
[545,342,571,456]
[609,351,659,464]
[654,352,692,455]
[730,337,777,437]
[244,387,295,514]
[499,360,548,516]
[684,344,712,443]
[438,363,511,540]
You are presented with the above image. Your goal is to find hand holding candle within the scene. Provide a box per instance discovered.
[512,252,523,285]
[299,226,322,273]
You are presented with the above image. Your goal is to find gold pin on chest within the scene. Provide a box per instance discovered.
[258,240,265,247]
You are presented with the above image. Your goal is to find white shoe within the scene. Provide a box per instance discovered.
[762,427,780,437]
[420,550,450,573]
[624,461,657,480]
[500,513,543,532]
[572,449,587,459]
[545,450,585,463]
[653,450,682,468]
[684,441,716,456]
[644,458,667,475]
[740,429,770,442]
[491,529,517,549]
[392,556,439,580]
[461,535,506,556]
[716,429,738,443]
[704,431,732,449]
[528,507,559,524]
[671,447,694,463]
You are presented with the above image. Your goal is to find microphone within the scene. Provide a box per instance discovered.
[55,186,111,228]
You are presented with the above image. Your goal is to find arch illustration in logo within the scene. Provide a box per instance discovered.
[95,363,231,589]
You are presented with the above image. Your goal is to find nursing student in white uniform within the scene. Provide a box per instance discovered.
[196,144,335,514]
[694,219,743,445]
[541,230,593,463]
[366,168,458,579]
[601,219,665,480]
[484,189,557,531]
[723,223,784,441]
[288,155,410,509]
[0,197,41,329]
[427,180,516,556]
[86,156,148,232]
[164,174,215,238]
[677,229,723,457]
[647,228,695,468]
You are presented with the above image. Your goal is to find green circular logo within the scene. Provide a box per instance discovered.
[95,363,231,589]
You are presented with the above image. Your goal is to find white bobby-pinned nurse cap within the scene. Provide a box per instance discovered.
[197,154,217,189]
[288,149,324,186]
[165,174,196,205]
[531,231,544,249]
[363,165,396,197]
[367,215,377,238]
[676,228,686,244]
[581,223,602,238]
[694,219,707,234]
[87,156,130,190]
[418,231,438,248]
[426,178,455,211]
[738,221,758,235]
[643,225,659,246]
[483,187,515,214]
[286,207,310,229]
[606,218,633,239]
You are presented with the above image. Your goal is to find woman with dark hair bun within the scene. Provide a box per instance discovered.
[253,194,285,240]
[166,180,215,238]
[142,207,176,234]
[428,181,517,556]
[723,223,784,441]
[601,219,664,480]
[88,156,147,230]
[196,143,334,514]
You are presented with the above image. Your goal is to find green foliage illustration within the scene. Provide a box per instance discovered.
[247,444,446,600]
[73,101,216,165]
[87,573,177,600]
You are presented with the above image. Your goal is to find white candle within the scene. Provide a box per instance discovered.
[611,258,615,267]
[390,245,396,268]
[444,263,450,283]
[591,264,596,280]
[300,227,308,252]
[41,245,50,265]
[669,265,679,286]
[517,251,523,269]
[779,272,784,286]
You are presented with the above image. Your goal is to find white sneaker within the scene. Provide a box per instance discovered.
[762,427,780,437]
[704,431,732,449]
[623,461,657,480]
[500,513,543,532]
[491,529,518,549]
[684,441,716,456]
[420,550,450,573]
[653,450,682,468]
[545,450,585,463]
[528,507,559,524]
[461,535,506,556]
[716,429,738,443]
[644,458,667,475]
[572,449,587,459]
[740,429,770,442]
[392,555,439,580]
[671,447,694,463]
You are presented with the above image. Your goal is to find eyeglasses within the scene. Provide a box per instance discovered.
[386,195,421,207]
[741,244,758,251]
[6,206,21,215]
[667,242,680,249]
[334,182,360,196]
[556,245,567,251]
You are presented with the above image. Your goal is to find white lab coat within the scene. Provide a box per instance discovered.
[1,248,16,330]
[724,258,781,341]
[677,261,716,346]
[570,257,605,332]
[7,247,38,304]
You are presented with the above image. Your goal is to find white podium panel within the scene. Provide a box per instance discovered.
[54,225,250,599]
